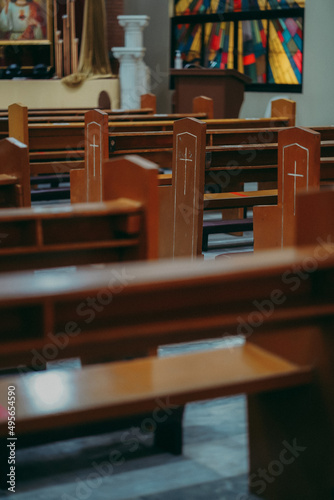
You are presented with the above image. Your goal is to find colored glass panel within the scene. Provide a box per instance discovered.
[175,23,203,64]
[239,19,267,83]
[175,0,304,15]
[268,17,302,83]
[204,22,234,68]
[173,0,304,86]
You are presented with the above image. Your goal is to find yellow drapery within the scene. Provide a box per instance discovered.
[63,0,113,86]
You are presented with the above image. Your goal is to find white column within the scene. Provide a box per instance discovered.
[112,15,150,110]
[112,48,145,109]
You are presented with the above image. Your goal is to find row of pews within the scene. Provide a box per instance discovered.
[0,98,333,259]
[0,188,334,498]
[73,108,334,257]
[0,97,302,254]
[0,98,334,498]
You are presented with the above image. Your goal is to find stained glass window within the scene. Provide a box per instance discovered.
[172,0,304,89]
[175,0,305,15]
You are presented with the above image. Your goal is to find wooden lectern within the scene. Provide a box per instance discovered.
[170,68,251,119]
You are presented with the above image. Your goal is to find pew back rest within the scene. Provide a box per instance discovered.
[103,155,160,260]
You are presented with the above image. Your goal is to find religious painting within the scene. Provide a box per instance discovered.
[0,0,52,44]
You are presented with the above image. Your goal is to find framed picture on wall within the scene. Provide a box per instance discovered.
[0,0,52,44]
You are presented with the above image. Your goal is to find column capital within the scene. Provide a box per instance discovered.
[112,47,146,61]
[117,15,150,30]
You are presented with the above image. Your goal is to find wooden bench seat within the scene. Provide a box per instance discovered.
[0,344,312,438]
[204,189,277,209]
[202,217,254,251]
[0,199,147,272]
[0,156,159,270]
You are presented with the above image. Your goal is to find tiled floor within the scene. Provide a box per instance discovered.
[1,338,263,500]
[3,395,260,500]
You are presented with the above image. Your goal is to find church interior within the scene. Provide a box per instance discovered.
[0,0,334,499]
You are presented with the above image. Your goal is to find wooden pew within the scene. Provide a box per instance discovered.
[0,100,155,121]
[7,99,295,176]
[0,156,159,271]
[169,121,334,255]
[4,100,297,210]
[141,92,157,114]
[2,98,294,205]
[71,112,206,257]
[0,138,30,208]
[73,111,334,257]
[270,97,296,127]
[0,102,156,141]
[193,95,214,119]
[6,103,209,184]
[1,244,334,498]
[253,127,321,250]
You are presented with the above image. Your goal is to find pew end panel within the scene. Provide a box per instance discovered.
[8,103,29,148]
[192,96,214,120]
[84,109,109,202]
[103,155,160,260]
[253,127,321,250]
[97,90,111,110]
[0,137,31,208]
[70,109,109,203]
[140,93,156,114]
[172,117,206,258]
[270,98,296,127]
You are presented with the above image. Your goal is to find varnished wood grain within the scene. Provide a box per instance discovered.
[0,344,312,436]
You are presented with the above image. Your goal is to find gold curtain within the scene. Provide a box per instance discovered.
[63,0,113,86]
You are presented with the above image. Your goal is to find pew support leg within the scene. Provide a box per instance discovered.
[247,325,334,499]
[154,405,185,455]
[248,384,334,500]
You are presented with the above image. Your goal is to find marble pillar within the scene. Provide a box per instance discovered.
[112,15,150,110]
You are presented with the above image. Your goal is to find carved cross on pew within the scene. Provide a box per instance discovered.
[253,127,320,250]
[287,160,305,215]
[179,146,193,195]
[89,134,100,179]
[86,123,102,201]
